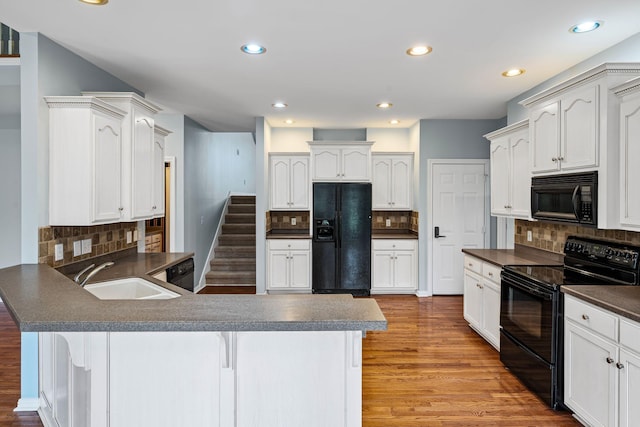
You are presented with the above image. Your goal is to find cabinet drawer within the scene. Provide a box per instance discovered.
[482,263,501,283]
[565,295,618,340]
[463,255,483,275]
[268,240,310,251]
[372,240,415,251]
[620,318,640,354]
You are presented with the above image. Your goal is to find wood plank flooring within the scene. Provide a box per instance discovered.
[0,296,579,426]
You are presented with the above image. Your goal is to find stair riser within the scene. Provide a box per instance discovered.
[222,225,256,234]
[209,266,256,272]
[218,240,256,247]
[214,253,255,260]
[230,196,256,204]
[228,205,256,214]
[225,215,256,224]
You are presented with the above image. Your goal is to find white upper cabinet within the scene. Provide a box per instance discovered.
[372,153,413,210]
[520,63,640,229]
[269,154,310,210]
[83,92,162,221]
[46,96,126,226]
[615,77,640,231]
[308,142,373,182]
[485,120,530,219]
[152,126,171,218]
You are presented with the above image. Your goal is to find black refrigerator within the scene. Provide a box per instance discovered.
[312,183,372,296]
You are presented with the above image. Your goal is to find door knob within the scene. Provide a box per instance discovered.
[434,226,446,238]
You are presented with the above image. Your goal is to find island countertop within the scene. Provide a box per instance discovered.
[0,263,387,333]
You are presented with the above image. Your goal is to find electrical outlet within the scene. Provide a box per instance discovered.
[54,244,64,261]
[133,229,138,242]
[385,219,391,227]
[82,239,92,255]
[126,231,132,244]
[291,217,297,226]
[73,240,82,257]
[527,230,533,242]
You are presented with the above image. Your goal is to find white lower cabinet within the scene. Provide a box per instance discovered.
[267,239,311,292]
[39,330,363,427]
[564,295,640,427]
[462,254,500,350]
[371,239,417,294]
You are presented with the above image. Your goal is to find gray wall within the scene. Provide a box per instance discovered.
[0,66,21,268]
[184,117,256,282]
[507,32,640,124]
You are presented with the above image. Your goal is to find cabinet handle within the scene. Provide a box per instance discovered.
[606,357,614,364]
[468,263,473,267]
[552,157,558,162]
[616,362,625,370]
[119,207,124,211]
[152,205,157,209]
[341,173,345,177]
[488,272,493,277]
[558,156,564,161]
[582,314,589,320]
[476,283,483,289]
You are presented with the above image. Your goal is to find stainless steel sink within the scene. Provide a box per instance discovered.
[84,278,180,300]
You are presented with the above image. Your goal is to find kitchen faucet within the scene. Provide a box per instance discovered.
[78,262,115,287]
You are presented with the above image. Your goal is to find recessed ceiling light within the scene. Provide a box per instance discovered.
[570,21,603,33]
[284,119,295,124]
[406,46,432,56]
[79,0,108,4]
[389,119,400,125]
[376,102,393,109]
[272,102,287,109]
[241,44,266,55]
[502,68,525,77]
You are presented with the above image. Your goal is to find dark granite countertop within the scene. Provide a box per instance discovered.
[0,261,386,333]
[372,232,418,239]
[562,286,640,324]
[266,232,312,239]
[462,245,563,267]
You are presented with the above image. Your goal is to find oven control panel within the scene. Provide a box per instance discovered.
[565,237,640,269]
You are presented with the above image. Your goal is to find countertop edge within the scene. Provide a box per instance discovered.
[562,286,640,324]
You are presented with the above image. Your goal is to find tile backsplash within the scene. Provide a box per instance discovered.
[267,211,311,232]
[515,219,640,254]
[39,222,138,267]
[372,211,418,233]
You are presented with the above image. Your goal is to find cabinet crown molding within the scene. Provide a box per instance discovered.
[483,119,528,140]
[81,91,162,114]
[613,76,640,97]
[307,141,374,146]
[519,62,640,108]
[44,96,127,118]
[154,125,172,136]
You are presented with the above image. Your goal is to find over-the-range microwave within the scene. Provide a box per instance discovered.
[531,171,597,227]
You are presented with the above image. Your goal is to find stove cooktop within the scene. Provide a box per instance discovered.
[503,265,613,288]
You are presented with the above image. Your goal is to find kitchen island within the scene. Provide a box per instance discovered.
[0,263,386,427]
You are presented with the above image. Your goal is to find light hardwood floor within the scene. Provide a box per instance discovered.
[0,296,579,426]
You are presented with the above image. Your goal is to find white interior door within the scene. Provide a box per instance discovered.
[431,161,488,295]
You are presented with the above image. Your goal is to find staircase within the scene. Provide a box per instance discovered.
[205,195,256,287]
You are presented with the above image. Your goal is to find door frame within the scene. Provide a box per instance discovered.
[164,156,177,252]
[426,159,490,296]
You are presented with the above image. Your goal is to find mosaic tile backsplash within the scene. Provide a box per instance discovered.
[515,219,640,254]
[39,222,138,267]
[267,211,311,232]
[266,210,419,234]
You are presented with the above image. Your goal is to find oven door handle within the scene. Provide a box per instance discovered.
[571,185,581,222]
[503,278,554,300]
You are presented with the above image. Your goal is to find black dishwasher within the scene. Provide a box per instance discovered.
[166,258,194,292]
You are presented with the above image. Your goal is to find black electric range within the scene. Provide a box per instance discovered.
[500,236,640,410]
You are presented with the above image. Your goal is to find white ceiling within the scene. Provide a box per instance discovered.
[2,0,640,132]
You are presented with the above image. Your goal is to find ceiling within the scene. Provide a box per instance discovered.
[2,0,640,132]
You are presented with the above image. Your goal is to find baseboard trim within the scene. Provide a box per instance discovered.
[14,397,39,412]
[415,290,431,298]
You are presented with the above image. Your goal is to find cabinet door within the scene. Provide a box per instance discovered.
[341,146,371,181]
[482,279,500,349]
[490,139,510,216]
[530,101,560,174]
[564,321,617,427]
[372,251,394,289]
[561,84,599,171]
[620,96,640,229]
[289,250,310,289]
[270,157,291,209]
[289,157,309,209]
[268,250,290,289]
[463,270,483,329]
[372,157,392,209]
[393,250,415,289]
[619,348,640,427]
[391,157,412,209]
[312,148,341,181]
[93,113,122,222]
[509,131,531,218]
[152,136,165,217]
[130,113,155,219]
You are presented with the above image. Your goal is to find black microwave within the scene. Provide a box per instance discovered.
[531,171,597,226]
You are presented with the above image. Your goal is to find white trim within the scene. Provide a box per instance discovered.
[0,57,20,66]
[165,156,177,252]
[196,191,232,293]
[14,397,39,412]
[426,159,491,296]
[415,290,430,298]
